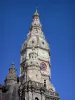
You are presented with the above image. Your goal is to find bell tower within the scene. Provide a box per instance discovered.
[20,10,60,100]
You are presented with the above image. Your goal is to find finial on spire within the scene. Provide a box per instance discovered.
[33,9,40,18]
[11,62,15,68]
[29,9,42,32]
[12,61,14,65]
[35,8,38,13]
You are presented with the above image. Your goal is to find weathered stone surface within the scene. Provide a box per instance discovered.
[0,10,60,100]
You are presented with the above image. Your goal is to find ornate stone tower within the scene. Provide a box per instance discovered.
[4,63,17,86]
[20,10,60,100]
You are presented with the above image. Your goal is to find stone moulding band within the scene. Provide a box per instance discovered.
[20,81,60,98]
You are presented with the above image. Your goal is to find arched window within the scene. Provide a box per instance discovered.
[35,97,39,100]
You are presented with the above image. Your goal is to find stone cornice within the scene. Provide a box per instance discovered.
[20,81,60,99]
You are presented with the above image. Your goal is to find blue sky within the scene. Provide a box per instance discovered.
[0,0,75,100]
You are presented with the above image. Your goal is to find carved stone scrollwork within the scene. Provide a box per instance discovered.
[19,89,22,100]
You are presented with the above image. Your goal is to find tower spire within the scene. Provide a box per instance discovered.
[33,9,39,18]
[4,63,17,86]
[28,9,45,38]
[11,61,15,68]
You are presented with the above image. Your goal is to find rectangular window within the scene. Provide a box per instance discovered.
[44,80,46,87]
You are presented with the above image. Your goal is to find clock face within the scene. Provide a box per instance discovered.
[40,62,47,71]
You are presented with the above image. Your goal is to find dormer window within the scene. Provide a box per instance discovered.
[32,56,33,58]
[34,23,36,25]
[31,62,32,64]
[35,97,39,100]
[32,41,34,44]
[42,41,44,44]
